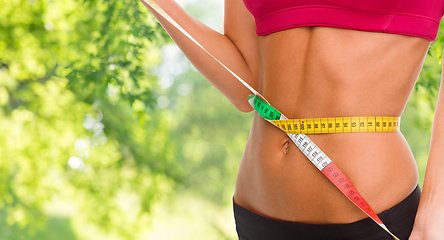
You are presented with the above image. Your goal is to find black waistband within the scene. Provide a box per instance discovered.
[234,185,421,240]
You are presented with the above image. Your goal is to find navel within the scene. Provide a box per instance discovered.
[283,140,290,154]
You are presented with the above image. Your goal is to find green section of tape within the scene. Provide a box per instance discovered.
[248,95,281,121]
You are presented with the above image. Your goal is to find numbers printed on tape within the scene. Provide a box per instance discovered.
[271,116,400,134]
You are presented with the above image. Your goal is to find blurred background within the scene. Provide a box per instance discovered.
[0,0,443,239]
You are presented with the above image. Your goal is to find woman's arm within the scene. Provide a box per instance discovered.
[409,57,444,240]
[140,0,259,112]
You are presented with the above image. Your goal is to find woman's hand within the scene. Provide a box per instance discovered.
[409,198,444,239]
[409,188,444,240]
[410,49,444,240]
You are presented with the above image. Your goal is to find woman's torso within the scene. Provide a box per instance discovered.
[234,26,430,224]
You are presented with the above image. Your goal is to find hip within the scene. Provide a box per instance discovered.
[234,184,421,240]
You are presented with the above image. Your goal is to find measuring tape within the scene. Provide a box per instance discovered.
[270,116,400,134]
[142,1,400,239]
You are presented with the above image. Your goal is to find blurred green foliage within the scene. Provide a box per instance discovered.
[0,0,242,238]
[0,0,178,238]
[1,0,444,239]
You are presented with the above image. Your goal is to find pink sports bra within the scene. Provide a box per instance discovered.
[242,0,444,41]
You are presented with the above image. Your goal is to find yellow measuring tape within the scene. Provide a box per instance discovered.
[142,1,400,239]
[270,116,400,134]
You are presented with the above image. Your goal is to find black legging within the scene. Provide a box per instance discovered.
[234,185,420,240]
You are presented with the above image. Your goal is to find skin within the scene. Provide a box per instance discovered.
[236,27,424,224]
[141,0,444,238]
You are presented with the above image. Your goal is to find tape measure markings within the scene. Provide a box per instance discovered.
[287,129,383,224]
[289,131,382,222]
[271,117,400,134]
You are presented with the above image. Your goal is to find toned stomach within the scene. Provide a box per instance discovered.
[233,27,430,224]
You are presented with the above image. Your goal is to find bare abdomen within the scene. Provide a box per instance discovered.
[234,114,418,224]
[233,27,427,224]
